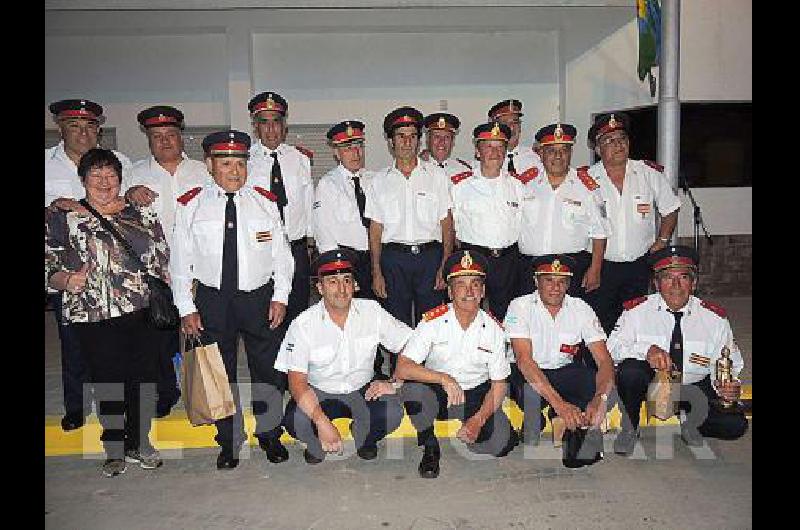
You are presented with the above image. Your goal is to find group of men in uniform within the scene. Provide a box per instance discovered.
[45,93,748,477]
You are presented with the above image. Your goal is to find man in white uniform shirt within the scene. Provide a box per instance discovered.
[606,246,747,455]
[486,99,543,182]
[583,112,681,336]
[516,123,608,300]
[276,249,412,464]
[421,112,472,179]
[45,98,133,432]
[366,106,454,374]
[171,130,295,470]
[396,250,516,479]
[124,105,212,417]
[504,255,614,468]
[450,121,526,320]
[313,120,375,301]
[246,91,315,372]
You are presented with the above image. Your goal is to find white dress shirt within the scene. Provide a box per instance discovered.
[365,158,452,245]
[247,141,314,241]
[45,141,132,206]
[127,154,212,248]
[589,159,681,262]
[606,294,743,385]
[504,292,606,369]
[450,165,525,249]
[170,183,295,316]
[275,299,412,394]
[312,165,373,253]
[518,167,607,256]
[403,304,510,390]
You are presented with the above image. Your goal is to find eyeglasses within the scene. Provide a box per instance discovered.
[598,134,628,147]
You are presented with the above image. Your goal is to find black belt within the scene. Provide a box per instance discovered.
[461,242,518,258]
[291,237,307,249]
[383,241,440,255]
[339,245,369,256]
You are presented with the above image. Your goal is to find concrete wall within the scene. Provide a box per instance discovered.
[565,0,752,237]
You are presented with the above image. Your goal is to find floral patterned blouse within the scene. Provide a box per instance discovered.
[44,203,170,323]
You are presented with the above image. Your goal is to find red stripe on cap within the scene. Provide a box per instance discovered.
[332,130,364,143]
[476,131,509,141]
[144,115,179,126]
[392,115,416,126]
[58,109,97,119]
[539,134,574,144]
[209,142,248,153]
[653,256,696,270]
[318,261,353,274]
[252,101,285,113]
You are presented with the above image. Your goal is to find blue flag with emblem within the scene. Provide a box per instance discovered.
[637,0,661,94]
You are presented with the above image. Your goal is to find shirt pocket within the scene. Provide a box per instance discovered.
[560,198,588,231]
[248,218,275,251]
[520,193,539,223]
[308,344,338,375]
[415,193,440,226]
[632,191,654,223]
[558,332,582,362]
[193,220,220,255]
[683,340,712,376]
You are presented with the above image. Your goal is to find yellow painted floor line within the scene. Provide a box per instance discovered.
[46,385,751,457]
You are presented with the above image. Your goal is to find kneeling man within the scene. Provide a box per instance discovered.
[396,250,516,479]
[276,249,412,464]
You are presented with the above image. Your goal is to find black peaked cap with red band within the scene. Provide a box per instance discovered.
[327,120,366,146]
[383,106,424,136]
[535,123,577,146]
[533,254,576,276]
[444,250,489,281]
[587,112,631,148]
[649,245,699,272]
[49,99,104,122]
[248,91,288,116]
[312,248,358,277]
[201,130,251,157]
[137,105,185,129]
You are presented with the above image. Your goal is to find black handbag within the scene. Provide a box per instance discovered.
[79,199,180,330]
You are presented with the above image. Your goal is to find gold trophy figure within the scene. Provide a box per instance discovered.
[714,346,738,412]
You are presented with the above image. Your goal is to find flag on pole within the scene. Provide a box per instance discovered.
[637,0,662,93]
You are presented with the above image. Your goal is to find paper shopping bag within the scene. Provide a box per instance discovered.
[180,337,236,426]
[647,370,677,421]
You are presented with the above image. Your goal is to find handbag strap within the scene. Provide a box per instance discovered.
[79,199,147,273]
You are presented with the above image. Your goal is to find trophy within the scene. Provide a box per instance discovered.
[714,346,739,413]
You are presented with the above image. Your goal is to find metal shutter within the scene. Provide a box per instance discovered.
[286,124,335,185]
[181,126,227,162]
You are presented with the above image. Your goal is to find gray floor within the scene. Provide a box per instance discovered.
[45,297,752,529]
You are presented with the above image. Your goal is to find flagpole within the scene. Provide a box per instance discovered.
[658,0,681,244]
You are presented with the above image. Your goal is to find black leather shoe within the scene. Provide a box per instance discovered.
[61,412,85,432]
[356,445,378,460]
[259,437,289,463]
[303,449,325,465]
[418,446,440,479]
[216,450,239,470]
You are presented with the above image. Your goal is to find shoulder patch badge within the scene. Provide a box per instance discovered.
[622,296,647,310]
[576,167,599,191]
[422,304,449,322]
[700,299,727,318]
[293,144,314,160]
[644,160,664,173]
[254,186,278,202]
[451,171,472,185]
[515,167,539,184]
[176,187,202,205]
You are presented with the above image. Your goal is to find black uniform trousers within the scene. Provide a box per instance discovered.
[153,326,181,408]
[339,246,375,301]
[379,243,445,375]
[195,281,287,452]
[516,250,592,299]
[460,243,519,321]
[615,358,748,439]
[583,254,651,336]
[72,309,159,459]
[50,292,92,418]
[402,381,516,457]
[283,382,404,459]
[509,361,595,437]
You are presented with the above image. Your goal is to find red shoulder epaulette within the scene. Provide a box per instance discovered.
[577,167,600,191]
[422,304,449,322]
[515,167,538,184]
[644,160,664,172]
[622,296,647,310]
[293,144,314,159]
[456,158,472,170]
[700,299,727,318]
[176,187,202,205]
[254,186,278,202]
[451,171,472,185]
[486,310,504,330]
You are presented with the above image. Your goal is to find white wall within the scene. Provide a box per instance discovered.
[565,0,752,236]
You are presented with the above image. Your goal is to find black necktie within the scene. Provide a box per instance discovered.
[667,310,684,372]
[507,153,517,175]
[438,161,445,169]
[221,192,238,297]
[352,175,370,230]
[269,152,288,223]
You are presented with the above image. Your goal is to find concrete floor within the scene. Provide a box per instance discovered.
[45,297,752,529]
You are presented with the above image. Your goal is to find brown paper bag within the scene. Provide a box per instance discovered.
[180,336,236,426]
[647,370,677,421]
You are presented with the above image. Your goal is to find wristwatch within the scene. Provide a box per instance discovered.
[658,237,670,243]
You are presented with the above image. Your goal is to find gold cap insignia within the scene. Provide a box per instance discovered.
[438,117,447,129]
[608,114,617,128]
[491,123,500,137]
[461,251,474,270]
[554,124,564,141]
[346,124,354,137]
[552,259,562,272]
[265,95,275,109]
